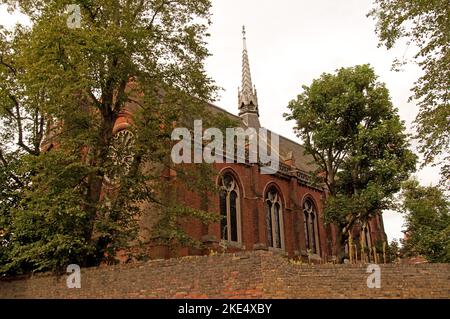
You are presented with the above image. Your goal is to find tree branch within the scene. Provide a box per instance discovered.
[89,91,102,109]
[0,56,16,75]
[113,78,129,113]
[146,0,178,31]
[0,148,8,167]
[11,96,39,156]
[333,149,348,177]
[0,148,24,187]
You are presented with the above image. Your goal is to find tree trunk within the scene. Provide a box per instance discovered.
[84,112,116,264]
[335,227,349,263]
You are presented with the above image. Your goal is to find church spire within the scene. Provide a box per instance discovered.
[238,26,260,127]
[241,26,253,97]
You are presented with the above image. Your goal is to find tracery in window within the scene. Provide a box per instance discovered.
[303,198,320,254]
[218,173,241,243]
[265,187,284,249]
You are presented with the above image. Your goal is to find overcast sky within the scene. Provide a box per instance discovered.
[0,0,442,243]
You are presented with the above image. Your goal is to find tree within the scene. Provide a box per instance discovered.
[0,0,222,275]
[386,239,400,263]
[368,0,450,185]
[284,64,416,261]
[399,179,450,263]
[0,24,47,274]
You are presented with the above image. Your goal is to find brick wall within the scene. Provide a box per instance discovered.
[1,251,449,299]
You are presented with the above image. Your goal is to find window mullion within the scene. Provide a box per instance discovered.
[314,214,320,255]
[308,213,313,252]
[236,193,242,244]
[226,191,231,242]
[271,205,276,248]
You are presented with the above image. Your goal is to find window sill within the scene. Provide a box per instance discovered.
[299,250,322,260]
[309,253,321,260]
[220,240,245,250]
[268,247,287,256]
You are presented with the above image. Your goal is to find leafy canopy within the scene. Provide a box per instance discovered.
[0,0,223,275]
[368,0,450,184]
[399,179,450,263]
[285,64,416,257]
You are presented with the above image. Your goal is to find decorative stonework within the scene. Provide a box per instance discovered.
[238,26,260,128]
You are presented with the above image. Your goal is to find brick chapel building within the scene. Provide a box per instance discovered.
[111,28,388,263]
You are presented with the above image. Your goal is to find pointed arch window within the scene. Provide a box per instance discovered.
[361,223,372,262]
[265,187,284,250]
[363,224,372,249]
[303,198,320,255]
[219,173,241,243]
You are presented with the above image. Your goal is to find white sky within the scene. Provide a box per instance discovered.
[0,0,442,243]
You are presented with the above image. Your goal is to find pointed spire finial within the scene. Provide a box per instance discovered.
[238,25,259,123]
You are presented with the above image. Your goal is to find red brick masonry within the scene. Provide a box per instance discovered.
[1,251,449,299]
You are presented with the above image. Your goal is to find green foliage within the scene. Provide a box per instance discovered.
[0,0,220,275]
[285,65,417,260]
[399,179,450,263]
[0,150,96,275]
[386,239,400,263]
[0,151,24,271]
[368,0,450,184]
